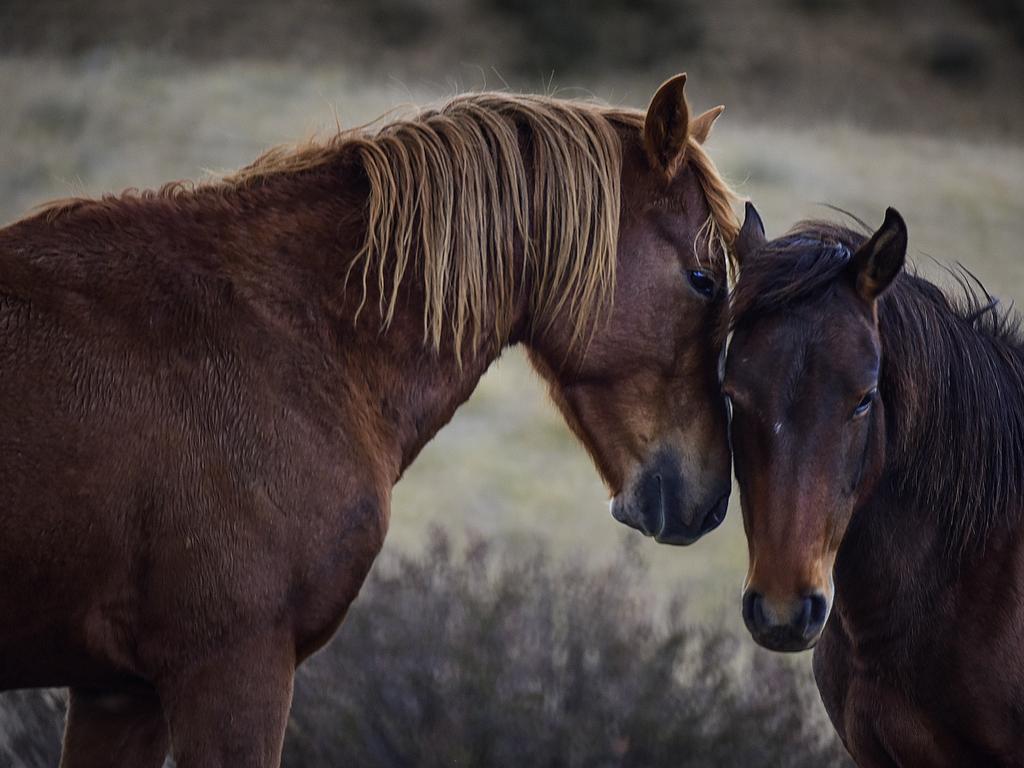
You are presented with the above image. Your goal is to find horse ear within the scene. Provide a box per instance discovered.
[690,105,724,145]
[644,74,690,179]
[848,208,907,302]
[735,202,767,264]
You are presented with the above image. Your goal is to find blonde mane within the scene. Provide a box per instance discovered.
[33,92,739,361]
[231,92,739,360]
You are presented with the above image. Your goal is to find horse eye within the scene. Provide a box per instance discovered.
[687,269,716,298]
[853,388,877,417]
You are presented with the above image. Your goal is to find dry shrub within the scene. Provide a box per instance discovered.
[283,529,851,767]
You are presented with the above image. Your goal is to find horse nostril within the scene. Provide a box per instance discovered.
[808,593,829,629]
[794,593,829,638]
[795,597,813,635]
[699,491,730,534]
[742,590,766,633]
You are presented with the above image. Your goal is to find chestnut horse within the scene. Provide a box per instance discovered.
[724,205,1024,765]
[0,75,739,767]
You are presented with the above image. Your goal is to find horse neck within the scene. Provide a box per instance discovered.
[152,159,518,488]
[836,275,1024,636]
[345,309,514,482]
[878,275,1024,548]
[324,173,528,484]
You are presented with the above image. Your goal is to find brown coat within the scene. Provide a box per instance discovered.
[0,79,737,767]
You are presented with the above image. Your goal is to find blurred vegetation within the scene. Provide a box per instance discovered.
[0,533,851,767]
[971,0,1024,46]
[483,0,703,75]
[1,0,1023,135]
[285,531,850,767]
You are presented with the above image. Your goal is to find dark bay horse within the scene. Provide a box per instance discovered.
[0,75,739,766]
[724,205,1024,765]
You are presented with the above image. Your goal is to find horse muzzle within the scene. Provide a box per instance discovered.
[741,590,830,652]
[610,449,729,545]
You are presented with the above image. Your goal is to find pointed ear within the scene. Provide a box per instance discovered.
[735,202,767,264]
[644,74,690,179]
[690,105,724,145]
[848,208,907,302]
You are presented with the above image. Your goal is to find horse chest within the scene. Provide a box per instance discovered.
[817,611,1024,766]
[286,496,387,661]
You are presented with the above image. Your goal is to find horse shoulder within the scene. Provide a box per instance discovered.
[286,490,388,661]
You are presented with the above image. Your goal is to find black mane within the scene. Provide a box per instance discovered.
[731,220,1024,555]
[729,221,864,331]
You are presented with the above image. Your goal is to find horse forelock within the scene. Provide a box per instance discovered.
[685,139,740,277]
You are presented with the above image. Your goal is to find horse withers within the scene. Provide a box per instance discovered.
[0,75,738,767]
[725,204,1024,765]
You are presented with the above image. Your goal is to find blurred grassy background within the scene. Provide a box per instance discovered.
[0,0,1022,763]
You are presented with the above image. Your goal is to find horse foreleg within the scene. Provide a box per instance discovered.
[60,687,169,768]
[160,635,295,768]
